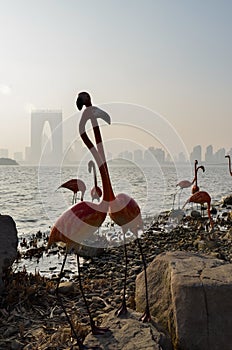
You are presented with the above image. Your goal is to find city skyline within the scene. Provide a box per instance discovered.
[1,106,232,165]
[1,141,231,165]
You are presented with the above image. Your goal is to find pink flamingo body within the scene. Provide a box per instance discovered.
[58,178,86,204]
[177,179,193,189]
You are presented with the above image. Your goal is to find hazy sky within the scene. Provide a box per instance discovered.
[0,0,231,158]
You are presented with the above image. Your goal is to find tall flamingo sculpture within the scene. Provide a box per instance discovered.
[88,160,102,202]
[48,113,112,348]
[183,191,214,228]
[77,92,150,322]
[225,155,232,176]
[58,178,86,204]
[192,160,205,194]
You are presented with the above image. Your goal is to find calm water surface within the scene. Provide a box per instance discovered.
[0,163,231,276]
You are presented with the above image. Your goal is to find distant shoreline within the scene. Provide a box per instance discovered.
[0,157,19,165]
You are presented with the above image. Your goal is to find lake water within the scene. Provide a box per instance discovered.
[1,162,231,276]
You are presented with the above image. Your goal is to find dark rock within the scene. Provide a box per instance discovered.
[0,215,18,293]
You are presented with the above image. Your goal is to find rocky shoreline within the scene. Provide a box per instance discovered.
[1,206,232,349]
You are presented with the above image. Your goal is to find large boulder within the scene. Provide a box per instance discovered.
[84,309,172,349]
[136,251,232,350]
[0,215,18,292]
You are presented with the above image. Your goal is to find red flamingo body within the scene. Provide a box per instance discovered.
[183,190,214,228]
[58,178,86,204]
[225,155,232,176]
[88,160,102,202]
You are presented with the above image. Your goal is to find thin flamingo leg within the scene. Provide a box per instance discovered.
[76,254,109,335]
[115,232,128,316]
[137,238,151,322]
[56,252,86,349]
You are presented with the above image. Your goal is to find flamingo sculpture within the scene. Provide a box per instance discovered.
[173,160,205,208]
[173,179,194,209]
[192,160,205,194]
[58,178,86,204]
[78,92,150,322]
[183,191,214,228]
[173,161,195,209]
[48,114,112,347]
[225,155,232,176]
[88,160,102,202]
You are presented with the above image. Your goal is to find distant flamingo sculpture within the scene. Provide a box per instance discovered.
[174,179,194,209]
[183,191,214,228]
[225,155,232,176]
[58,178,86,204]
[173,160,205,209]
[78,92,150,322]
[88,160,102,202]
[192,160,205,194]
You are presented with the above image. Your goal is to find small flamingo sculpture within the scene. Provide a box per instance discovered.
[183,190,214,229]
[58,178,86,204]
[88,160,102,202]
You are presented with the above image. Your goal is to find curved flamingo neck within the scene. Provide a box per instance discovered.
[79,110,115,202]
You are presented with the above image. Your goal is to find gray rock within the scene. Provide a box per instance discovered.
[0,214,18,292]
[136,251,232,350]
[57,281,75,294]
[84,309,172,349]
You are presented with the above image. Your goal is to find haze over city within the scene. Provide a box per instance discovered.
[0,1,231,160]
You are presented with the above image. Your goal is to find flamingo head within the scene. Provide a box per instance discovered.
[197,165,205,173]
[76,91,92,110]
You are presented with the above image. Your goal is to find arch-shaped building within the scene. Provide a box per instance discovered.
[30,110,63,164]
